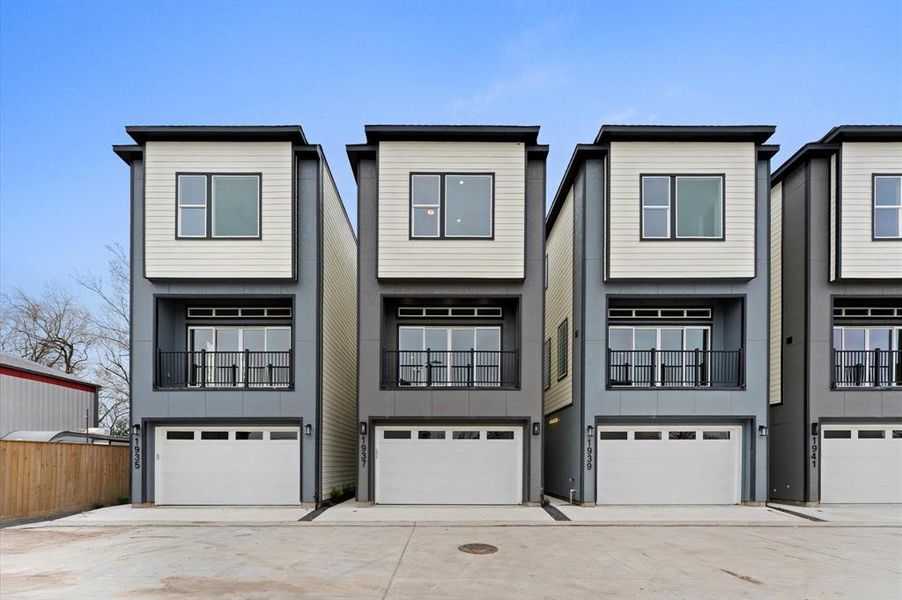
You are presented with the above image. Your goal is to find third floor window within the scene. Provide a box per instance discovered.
[410,173,494,239]
[641,175,724,240]
[874,175,902,239]
[177,174,261,239]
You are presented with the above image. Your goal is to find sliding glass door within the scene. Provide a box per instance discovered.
[398,326,502,386]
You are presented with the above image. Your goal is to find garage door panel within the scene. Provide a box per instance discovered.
[155,426,300,505]
[597,425,742,505]
[375,426,522,505]
[821,424,902,504]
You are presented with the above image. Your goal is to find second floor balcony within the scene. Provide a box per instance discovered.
[157,349,293,389]
[382,349,519,389]
[832,350,902,389]
[607,348,743,389]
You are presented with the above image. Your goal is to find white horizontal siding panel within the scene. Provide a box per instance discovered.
[144,141,293,279]
[839,142,902,279]
[377,141,525,279]
[607,142,757,279]
[544,188,573,414]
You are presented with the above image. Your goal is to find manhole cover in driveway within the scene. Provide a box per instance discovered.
[458,543,498,555]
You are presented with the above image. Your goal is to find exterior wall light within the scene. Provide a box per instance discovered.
[132,423,141,435]
[304,424,313,437]
[758,425,768,437]
[359,422,368,435]
[532,422,540,435]
[587,425,594,437]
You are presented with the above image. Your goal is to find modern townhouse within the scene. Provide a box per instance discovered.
[769,125,902,504]
[347,125,547,504]
[543,125,777,505]
[114,125,357,506]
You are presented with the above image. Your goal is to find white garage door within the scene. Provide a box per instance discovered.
[155,426,300,505]
[597,425,742,505]
[821,424,902,503]
[374,425,523,504]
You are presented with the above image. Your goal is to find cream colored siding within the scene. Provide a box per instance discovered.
[830,153,837,281]
[319,163,358,500]
[544,188,573,414]
[607,142,757,279]
[838,142,902,279]
[769,182,782,405]
[144,141,293,279]
[377,141,525,279]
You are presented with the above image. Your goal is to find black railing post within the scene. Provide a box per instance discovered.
[831,349,836,388]
[873,348,881,387]
[469,348,475,387]
[201,349,207,388]
[267,362,273,386]
[694,348,700,387]
[244,348,250,388]
[426,348,432,387]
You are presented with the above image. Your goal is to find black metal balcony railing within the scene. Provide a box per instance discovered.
[607,349,743,388]
[832,350,902,388]
[156,350,293,389]
[382,349,519,389]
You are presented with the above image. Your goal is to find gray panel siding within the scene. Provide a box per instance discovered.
[0,374,96,438]
[129,156,321,504]
[574,156,770,504]
[356,155,546,503]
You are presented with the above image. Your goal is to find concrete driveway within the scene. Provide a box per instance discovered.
[2,520,900,598]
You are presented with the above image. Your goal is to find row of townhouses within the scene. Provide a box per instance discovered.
[113,123,900,507]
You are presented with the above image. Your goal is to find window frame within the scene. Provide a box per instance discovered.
[176,172,262,240]
[556,319,569,381]
[639,174,726,241]
[408,172,495,240]
[543,337,552,390]
[872,174,902,241]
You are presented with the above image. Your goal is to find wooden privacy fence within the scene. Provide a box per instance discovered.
[0,440,129,522]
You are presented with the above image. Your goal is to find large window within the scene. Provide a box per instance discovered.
[177,174,260,239]
[608,325,713,387]
[641,175,724,240]
[833,326,902,387]
[186,325,291,387]
[874,175,902,239]
[397,326,502,386]
[410,173,493,239]
[557,319,568,380]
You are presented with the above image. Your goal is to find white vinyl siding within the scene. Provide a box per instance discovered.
[830,153,837,281]
[319,163,358,501]
[144,141,293,279]
[838,142,902,279]
[769,182,782,405]
[544,188,573,414]
[607,142,756,279]
[377,141,525,279]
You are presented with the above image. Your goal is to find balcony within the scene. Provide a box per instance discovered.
[607,349,743,389]
[382,349,519,389]
[832,350,902,388]
[156,350,293,389]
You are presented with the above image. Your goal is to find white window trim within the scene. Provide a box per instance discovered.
[210,174,261,239]
[188,325,292,352]
[873,175,902,240]
[410,174,441,238]
[674,175,724,240]
[398,325,502,352]
[177,175,207,238]
[833,326,901,352]
[443,174,494,239]
[641,176,670,239]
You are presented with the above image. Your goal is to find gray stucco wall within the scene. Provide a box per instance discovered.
[129,156,322,504]
[356,154,546,504]
[560,155,770,504]
[771,155,902,503]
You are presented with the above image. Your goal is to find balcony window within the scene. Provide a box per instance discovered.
[874,175,902,239]
[410,173,493,239]
[177,174,260,239]
[641,175,724,240]
[833,326,902,387]
[394,326,506,387]
[607,325,741,388]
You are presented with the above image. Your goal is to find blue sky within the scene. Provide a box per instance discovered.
[1,0,900,297]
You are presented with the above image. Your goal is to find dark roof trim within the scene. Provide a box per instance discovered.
[363,124,540,145]
[771,143,840,186]
[820,125,902,143]
[546,144,609,236]
[757,144,780,160]
[112,144,143,164]
[125,125,308,145]
[345,144,377,181]
[595,125,776,144]
[526,144,549,158]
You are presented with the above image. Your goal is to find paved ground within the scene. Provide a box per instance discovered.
[767,502,902,524]
[315,501,552,523]
[2,519,900,598]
